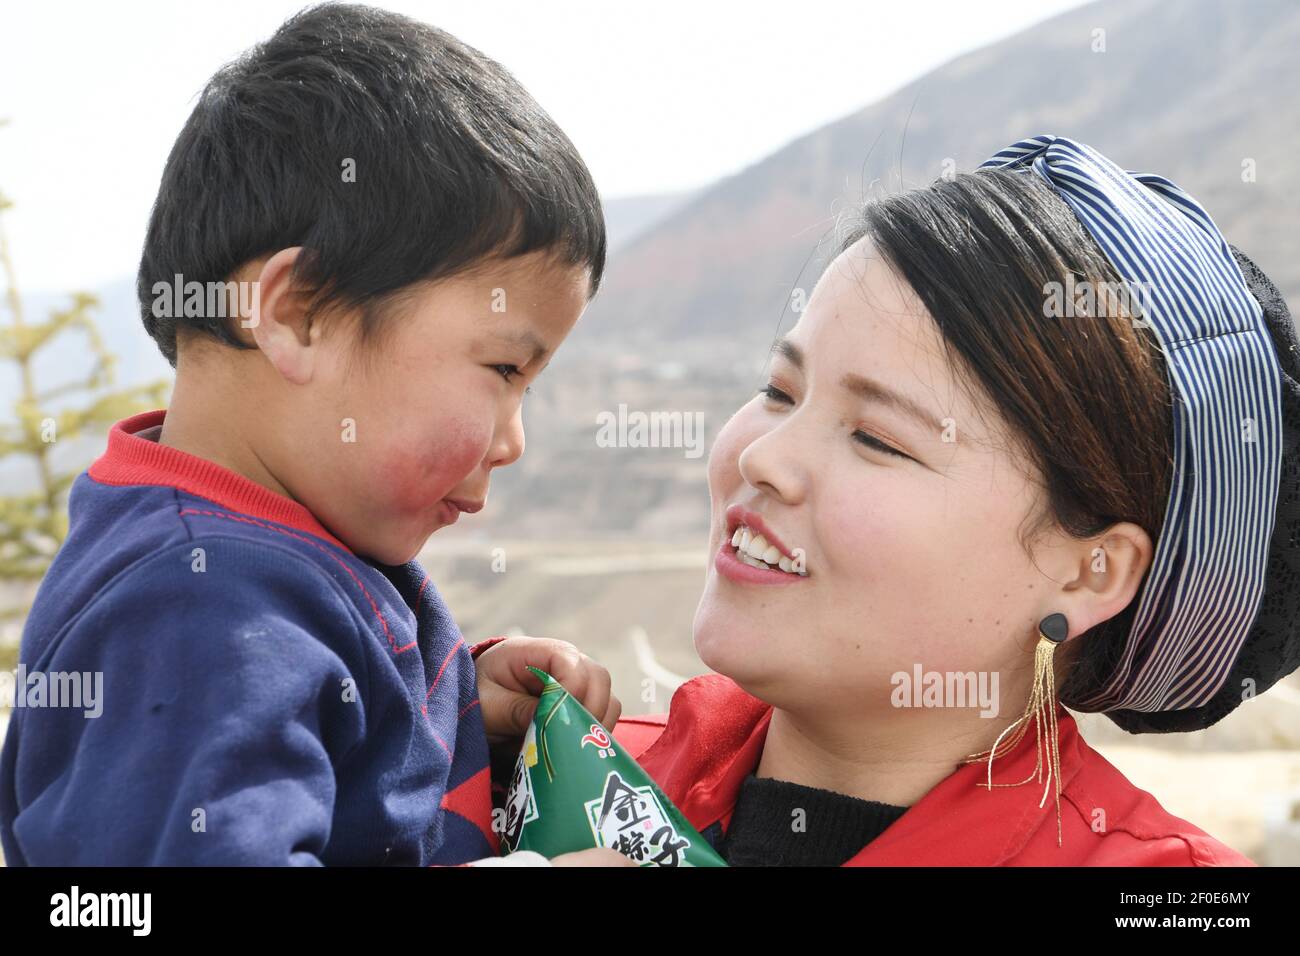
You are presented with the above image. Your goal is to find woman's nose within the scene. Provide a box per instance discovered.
[736,414,809,506]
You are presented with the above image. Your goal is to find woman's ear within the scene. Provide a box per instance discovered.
[1055,520,1155,637]
[246,246,318,385]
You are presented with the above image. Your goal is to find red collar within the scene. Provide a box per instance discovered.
[88,409,350,552]
[636,673,1090,866]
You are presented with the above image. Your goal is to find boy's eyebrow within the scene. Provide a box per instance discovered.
[771,336,944,433]
[487,328,551,364]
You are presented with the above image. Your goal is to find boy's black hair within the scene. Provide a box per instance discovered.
[138,2,606,366]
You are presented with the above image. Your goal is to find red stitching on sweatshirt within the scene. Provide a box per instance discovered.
[426,638,466,701]
[418,703,454,757]
[457,698,481,720]
[177,507,399,653]
[392,573,429,655]
[414,573,430,616]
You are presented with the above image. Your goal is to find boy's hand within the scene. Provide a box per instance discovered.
[551,848,638,867]
[475,637,622,741]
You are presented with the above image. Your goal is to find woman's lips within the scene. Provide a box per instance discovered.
[724,503,795,559]
[714,534,809,586]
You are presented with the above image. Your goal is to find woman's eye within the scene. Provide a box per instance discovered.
[762,383,908,460]
[853,430,909,460]
[492,363,522,383]
[760,384,793,405]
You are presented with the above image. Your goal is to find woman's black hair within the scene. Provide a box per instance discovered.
[138,2,606,366]
[838,168,1176,708]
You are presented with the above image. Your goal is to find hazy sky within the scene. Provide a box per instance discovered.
[0,0,1089,292]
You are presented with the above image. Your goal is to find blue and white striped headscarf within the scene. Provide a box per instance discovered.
[980,135,1284,716]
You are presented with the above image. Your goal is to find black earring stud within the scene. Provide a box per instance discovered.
[1039,612,1069,644]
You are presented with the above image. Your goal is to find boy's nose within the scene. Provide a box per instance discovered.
[489,408,525,469]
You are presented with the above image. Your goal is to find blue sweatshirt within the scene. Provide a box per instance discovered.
[0,410,498,865]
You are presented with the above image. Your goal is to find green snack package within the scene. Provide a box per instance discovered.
[501,666,727,866]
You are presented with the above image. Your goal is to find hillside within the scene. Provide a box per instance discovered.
[581,0,1300,355]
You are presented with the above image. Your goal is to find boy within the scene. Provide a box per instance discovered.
[0,3,626,866]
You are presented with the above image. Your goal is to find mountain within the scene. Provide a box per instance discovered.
[581,0,1300,354]
[0,189,696,419]
[602,191,700,253]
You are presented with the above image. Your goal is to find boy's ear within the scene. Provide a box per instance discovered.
[247,246,320,385]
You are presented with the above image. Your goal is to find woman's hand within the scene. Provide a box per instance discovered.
[475,636,622,740]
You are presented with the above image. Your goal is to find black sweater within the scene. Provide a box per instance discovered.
[715,773,910,866]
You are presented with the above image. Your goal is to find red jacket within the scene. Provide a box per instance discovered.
[612,673,1255,866]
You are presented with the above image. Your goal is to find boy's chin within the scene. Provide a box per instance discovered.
[328,503,450,564]
[339,526,426,566]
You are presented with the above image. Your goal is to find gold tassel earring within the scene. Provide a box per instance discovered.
[961,612,1069,847]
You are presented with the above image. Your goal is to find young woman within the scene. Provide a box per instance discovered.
[613,135,1300,866]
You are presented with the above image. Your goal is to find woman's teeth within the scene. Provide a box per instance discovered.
[728,525,806,575]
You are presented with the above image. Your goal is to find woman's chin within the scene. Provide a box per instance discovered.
[693,598,767,686]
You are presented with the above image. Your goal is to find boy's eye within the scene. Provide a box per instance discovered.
[491,364,533,395]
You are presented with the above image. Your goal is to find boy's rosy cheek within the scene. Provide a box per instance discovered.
[380,420,493,509]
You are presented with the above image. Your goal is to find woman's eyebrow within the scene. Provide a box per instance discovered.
[771,336,803,369]
[772,336,942,434]
[840,372,944,434]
